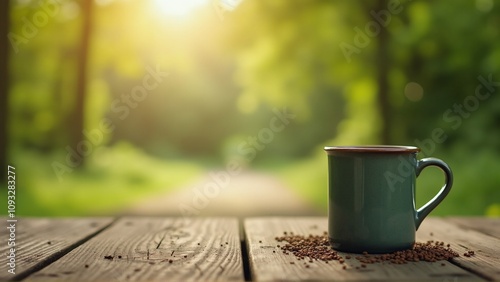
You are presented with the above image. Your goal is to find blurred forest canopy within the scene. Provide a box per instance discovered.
[1,0,499,216]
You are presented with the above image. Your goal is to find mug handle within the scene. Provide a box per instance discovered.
[414,158,453,229]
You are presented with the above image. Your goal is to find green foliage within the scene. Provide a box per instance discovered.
[6,0,500,216]
[487,205,500,217]
[229,0,500,215]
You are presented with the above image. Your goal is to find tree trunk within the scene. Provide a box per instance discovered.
[0,0,10,179]
[374,0,391,144]
[71,0,93,167]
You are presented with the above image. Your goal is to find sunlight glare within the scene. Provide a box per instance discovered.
[154,0,209,17]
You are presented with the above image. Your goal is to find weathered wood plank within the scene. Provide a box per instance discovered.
[446,217,500,238]
[0,217,114,281]
[25,217,244,281]
[417,217,500,281]
[245,217,482,281]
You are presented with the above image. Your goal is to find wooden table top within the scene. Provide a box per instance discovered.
[0,217,499,281]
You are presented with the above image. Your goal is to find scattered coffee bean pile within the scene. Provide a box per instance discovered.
[274,232,465,267]
[275,232,343,262]
[354,241,460,264]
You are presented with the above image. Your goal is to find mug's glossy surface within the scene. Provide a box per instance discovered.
[325,146,453,253]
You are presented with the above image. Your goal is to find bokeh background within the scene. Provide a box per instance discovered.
[1,0,499,216]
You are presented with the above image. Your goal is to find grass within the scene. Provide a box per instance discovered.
[2,142,204,216]
[274,153,329,212]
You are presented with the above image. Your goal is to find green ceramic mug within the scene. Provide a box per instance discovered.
[324,146,453,253]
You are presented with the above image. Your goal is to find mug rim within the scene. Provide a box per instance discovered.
[324,145,420,154]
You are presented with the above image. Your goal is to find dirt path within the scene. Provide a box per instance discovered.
[127,170,321,216]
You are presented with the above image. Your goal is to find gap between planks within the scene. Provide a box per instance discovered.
[417,217,500,281]
[0,217,115,281]
[24,217,244,282]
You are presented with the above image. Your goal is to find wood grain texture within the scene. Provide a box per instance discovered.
[417,217,500,281]
[25,217,244,282]
[0,217,114,281]
[244,217,482,281]
[446,217,500,238]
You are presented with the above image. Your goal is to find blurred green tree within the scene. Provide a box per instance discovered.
[0,0,9,178]
[71,0,94,167]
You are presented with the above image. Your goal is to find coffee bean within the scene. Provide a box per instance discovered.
[275,232,464,267]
